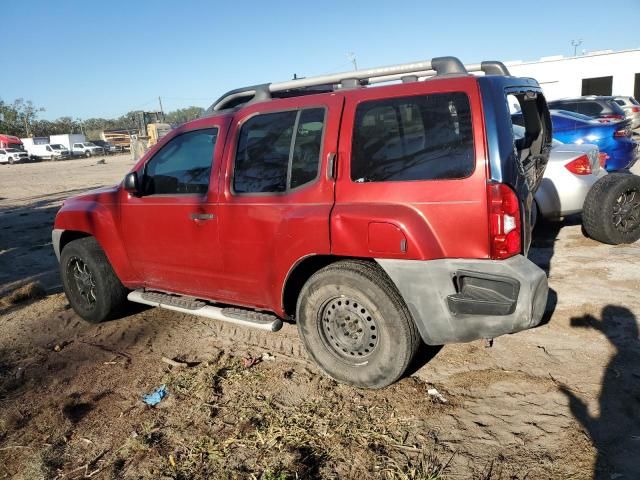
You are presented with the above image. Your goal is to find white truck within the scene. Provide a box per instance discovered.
[50,134,103,157]
[21,137,70,160]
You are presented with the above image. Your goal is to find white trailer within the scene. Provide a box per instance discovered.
[50,134,86,155]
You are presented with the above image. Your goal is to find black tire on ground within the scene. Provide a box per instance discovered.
[8,158,14,165]
[60,237,128,323]
[85,151,91,158]
[531,199,540,229]
[583,173,640,245]
[296,260,421,389]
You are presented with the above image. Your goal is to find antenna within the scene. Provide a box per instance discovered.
[571,39,583,57]
[347,52,358,71]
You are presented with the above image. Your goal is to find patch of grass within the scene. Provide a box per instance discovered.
[261,470,291,480]
[0,282,46,308]
[152,354,452,479]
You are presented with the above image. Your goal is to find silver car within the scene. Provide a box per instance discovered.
[536,141,607,220]
[614,96,640,130]
[514,125,606,221]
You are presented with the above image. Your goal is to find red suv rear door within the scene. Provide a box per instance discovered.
[333,77,490,260]
[217,94,344,312]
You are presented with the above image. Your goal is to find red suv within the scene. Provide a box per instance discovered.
[53,56,552,388]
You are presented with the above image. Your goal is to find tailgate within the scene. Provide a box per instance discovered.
[478,77,552,255]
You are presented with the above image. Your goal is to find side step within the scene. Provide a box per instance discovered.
[127,289,283,332]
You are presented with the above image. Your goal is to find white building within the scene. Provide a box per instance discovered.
[505,48,640,101]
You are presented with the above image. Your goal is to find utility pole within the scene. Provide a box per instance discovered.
[158,96,164,115]
[571,39,583,57]
[348,52,358,71]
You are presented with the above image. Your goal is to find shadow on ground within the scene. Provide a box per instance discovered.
[0,187,102,295]
[561,305,640,479]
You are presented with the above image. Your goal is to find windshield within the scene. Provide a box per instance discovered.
[50,144,65,150]
[632,97,640,106]
[85,142,97,147]
[8,143,22,149]
[6,148,22,153]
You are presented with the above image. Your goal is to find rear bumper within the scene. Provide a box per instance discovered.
[376,255,548,345]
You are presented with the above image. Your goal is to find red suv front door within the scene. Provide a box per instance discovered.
[217,94,344,312]
[119,118,229,297]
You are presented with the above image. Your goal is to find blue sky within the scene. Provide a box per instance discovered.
[4,0,639,120]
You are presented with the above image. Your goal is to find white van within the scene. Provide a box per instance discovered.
[22,140,70,160]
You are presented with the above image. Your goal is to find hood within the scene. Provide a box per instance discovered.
[64,184,120,205]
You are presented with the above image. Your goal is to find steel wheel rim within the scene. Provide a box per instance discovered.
[612,188,640,233]
[68,256,97,309]
[318,296,379,363]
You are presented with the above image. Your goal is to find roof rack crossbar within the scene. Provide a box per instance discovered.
[210,56,509,111]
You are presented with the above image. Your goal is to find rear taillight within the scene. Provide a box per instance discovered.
[631,107,640,113]
[487,183,521,260]
[601,114,625,120]
[614,127,631,138]
[598,152,609,168]
[564,154,592,175]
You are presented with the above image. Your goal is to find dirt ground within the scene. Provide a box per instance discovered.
[1,154,639,480]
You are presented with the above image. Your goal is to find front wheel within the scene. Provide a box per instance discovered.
[60,237,128,323]
[583,173,640,245]
[296,260,420,389]
[85,151,91,158]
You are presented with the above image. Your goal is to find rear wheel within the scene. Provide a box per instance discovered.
[296,260,420,389]
[60,237,128,323]
[583,173,640,244]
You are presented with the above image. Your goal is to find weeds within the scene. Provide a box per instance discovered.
[151,354,453,479]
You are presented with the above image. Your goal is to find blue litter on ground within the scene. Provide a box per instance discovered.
[142,384,168,406]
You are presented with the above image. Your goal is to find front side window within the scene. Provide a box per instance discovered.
[142,128,217,195]
[233,108,325,194]
[351,92,474,182]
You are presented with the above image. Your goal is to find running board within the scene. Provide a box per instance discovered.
[127,289,283,332]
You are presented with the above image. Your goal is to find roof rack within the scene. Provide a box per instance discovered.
[208,56,510,112]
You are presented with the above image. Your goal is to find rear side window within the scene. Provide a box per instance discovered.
[351,92,474,182]
[234,108,325,194]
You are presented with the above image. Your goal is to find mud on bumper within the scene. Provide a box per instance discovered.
[376,255,548,345]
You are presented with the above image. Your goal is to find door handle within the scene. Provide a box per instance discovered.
[190,213,215,221]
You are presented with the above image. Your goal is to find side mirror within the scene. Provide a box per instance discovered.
[123,171,141,195]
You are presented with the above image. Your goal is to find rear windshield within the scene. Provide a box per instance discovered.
[351,92,474,182]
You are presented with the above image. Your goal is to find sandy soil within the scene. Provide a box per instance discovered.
[1,155,639,479]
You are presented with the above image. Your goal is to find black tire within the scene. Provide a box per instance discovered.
[85,151,91,158]
[583,173,640,245]
[296,260,421,389]
[531,199,540,229]
[60,237,128,323]
[8,158,14,165]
